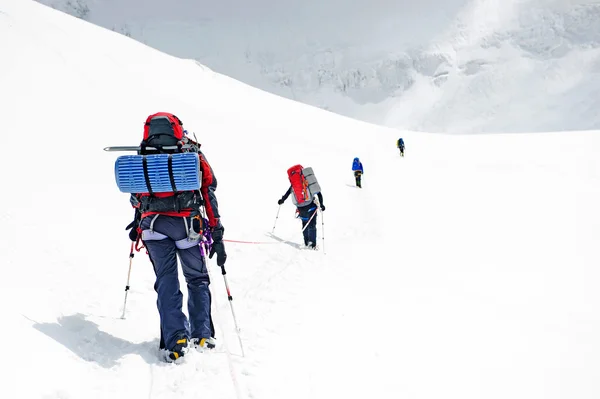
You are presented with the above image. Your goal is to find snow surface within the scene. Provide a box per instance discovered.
[2,1,600,398]
[36,0,600,133]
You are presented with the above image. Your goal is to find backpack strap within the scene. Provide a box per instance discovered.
[149,214,160,232]
[142,156,154,196]
[167,154,178,192]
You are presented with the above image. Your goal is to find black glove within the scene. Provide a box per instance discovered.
[209,241,227,266]
[128,227,139,242]
[125,210,141,241]
[278,198,284,205]
[320,205,326,211]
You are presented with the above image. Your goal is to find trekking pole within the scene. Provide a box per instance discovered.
[301,208,318,233]
[320,209,326,255]
[120,241,135,319]
[219,264,245,357]
[313,197,326,254]
[272,204,282,233]
[200,217,245,357]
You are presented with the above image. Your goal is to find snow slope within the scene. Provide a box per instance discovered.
[381,0,600,133]
[37,0,600,133]
[2,1,600,398]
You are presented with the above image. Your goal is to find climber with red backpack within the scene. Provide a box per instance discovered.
[120,112,227,362]
[277,165,325,249]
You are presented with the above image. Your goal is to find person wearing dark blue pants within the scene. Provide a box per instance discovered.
[125,115,227,362]
[298,204,318,246]
[141,216,212,353]
[278,188,325,249]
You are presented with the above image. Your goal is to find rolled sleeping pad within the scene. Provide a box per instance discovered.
[115,152,201,193]
[302,167,321,197]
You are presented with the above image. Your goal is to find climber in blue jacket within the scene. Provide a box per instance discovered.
[352,157,364,188]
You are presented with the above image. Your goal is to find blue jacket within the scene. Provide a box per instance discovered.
[397,138,404,148]
[352,158,363,173]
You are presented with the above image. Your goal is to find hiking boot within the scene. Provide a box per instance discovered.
[191,337,216,350]
[166,337,189,362]
[306,241,318,250]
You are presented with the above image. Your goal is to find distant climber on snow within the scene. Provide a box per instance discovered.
[277,165,325,249]
[397,138,405,157]
[352,157,363,188]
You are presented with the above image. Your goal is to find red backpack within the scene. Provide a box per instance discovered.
[287,164,310,205]
[131,112,204,217]
[141,112,185,154]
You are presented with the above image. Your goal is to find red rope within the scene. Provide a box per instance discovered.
[223,239,278,245]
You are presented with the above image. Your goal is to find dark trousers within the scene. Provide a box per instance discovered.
[354,171,362,187]
[298,205,318,246]
[140,215,212,351]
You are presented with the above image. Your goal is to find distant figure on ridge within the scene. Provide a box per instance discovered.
[397,138,405,157]
[352,157,364,188]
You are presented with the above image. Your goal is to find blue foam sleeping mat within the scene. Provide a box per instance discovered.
[115,153,200,193]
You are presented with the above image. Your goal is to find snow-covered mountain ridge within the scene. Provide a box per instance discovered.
[40,0,600,133]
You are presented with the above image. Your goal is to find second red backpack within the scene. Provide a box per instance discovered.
[287,164,310,206]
